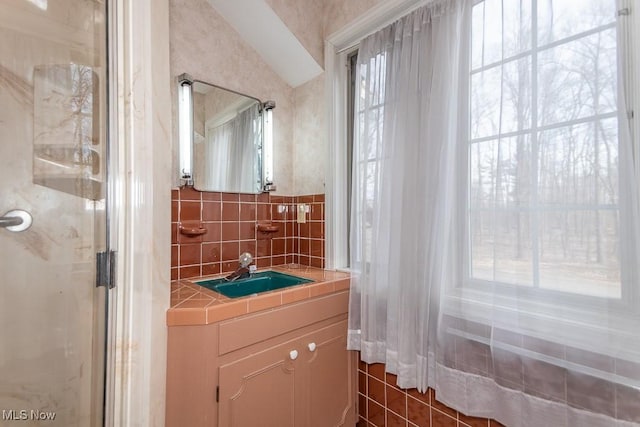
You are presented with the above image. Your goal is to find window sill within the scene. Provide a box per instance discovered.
[442,287,640,362]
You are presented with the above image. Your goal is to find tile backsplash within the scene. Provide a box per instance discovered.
[171,187,325,280]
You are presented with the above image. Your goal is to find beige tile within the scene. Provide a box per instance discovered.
[334,278,350,291]
[171,285,198,301]
[247,292,281,313]
[167,308,206,326]
[309,281,335,297]
[174,298,212,309]
[206,300,248,323]
[281,286,310,304]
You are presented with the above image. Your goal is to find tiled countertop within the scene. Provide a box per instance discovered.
[168,265,351,326]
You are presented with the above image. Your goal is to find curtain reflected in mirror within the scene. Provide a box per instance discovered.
[190,81,264,193]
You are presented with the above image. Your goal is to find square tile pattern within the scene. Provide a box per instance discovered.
[171,188,325,280]
[357,359,502,427]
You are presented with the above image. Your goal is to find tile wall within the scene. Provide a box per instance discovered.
[357,360,501,427]
[171,187,325,280]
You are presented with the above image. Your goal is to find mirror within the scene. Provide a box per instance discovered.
[178,74,275,193]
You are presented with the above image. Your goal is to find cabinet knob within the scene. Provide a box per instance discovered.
[307,342,316,352]
[289,350,298,360]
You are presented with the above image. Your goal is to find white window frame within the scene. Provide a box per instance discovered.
[451,1,640,355]
[325,0,640,359]
[325,0,430,270]
[467,2,624,301]
[326,1,640,295]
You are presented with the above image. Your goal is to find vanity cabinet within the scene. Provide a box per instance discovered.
[218,320,349,426]
[166,290,356,427]
[217,334,300,426]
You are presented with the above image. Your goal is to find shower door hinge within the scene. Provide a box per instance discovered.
[96,250,117,289]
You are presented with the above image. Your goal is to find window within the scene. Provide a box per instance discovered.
[468,0,623,299]
[350,49,388,270]
[346,51,359,266]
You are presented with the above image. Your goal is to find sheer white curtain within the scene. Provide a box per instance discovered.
[204,104,260,192]
[348,0,471,391]
[204,121,232,188]
[347,0,640,425]
[230,103,261,191]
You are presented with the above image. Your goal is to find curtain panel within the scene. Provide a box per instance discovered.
[203,103,261,191]
[347,1,640,425]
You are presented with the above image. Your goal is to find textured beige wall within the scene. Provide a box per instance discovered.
[265,0,329,195]
[169,0,381,196]
[323,0,384,37]
[265,0,383,195]
[265,0,325,66]
[293,74,326,195]
[265,0,385,62]
[289,0,383,195]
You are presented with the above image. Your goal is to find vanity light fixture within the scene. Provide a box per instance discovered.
[177,72,275,193]
[178,73,194,186]
[262,100,276,192]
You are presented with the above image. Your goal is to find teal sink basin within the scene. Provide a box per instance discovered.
[195,271,314,298]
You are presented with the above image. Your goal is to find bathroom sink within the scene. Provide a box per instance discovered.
[195,271,314,298]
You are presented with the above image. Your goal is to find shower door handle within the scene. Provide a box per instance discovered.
[0,210,32,232]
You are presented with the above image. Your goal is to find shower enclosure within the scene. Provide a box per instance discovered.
[0,1,111,426]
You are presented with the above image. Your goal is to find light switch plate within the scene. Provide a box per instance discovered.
[297,204,307,223]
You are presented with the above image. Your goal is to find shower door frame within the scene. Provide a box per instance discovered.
[0,1,118,425]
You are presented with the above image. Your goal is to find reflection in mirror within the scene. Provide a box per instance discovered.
[178,74,275,194]
[193,82,262,193]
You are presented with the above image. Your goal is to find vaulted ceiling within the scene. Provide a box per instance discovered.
[207,0,323,88]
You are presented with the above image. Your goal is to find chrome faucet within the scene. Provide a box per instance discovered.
[224,252,253,282]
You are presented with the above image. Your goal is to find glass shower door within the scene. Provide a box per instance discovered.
[0,1,110,426]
